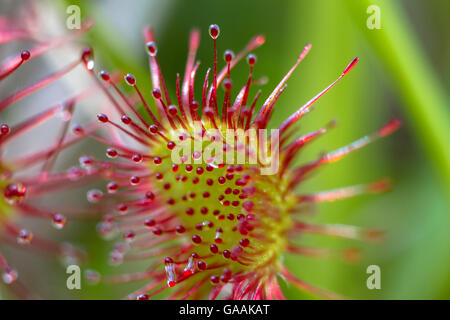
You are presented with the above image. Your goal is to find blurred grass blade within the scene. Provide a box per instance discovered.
[345,0,450,193]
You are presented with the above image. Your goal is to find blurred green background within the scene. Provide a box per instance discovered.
[1,0,449,299]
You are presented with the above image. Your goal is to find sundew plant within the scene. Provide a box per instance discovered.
[0,0,448,300]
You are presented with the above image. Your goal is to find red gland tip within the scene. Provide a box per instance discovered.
[176,225,185,234]
[152,88,162,99]
[167,281,176,287]
[210,275,220,285]
[209,24,220,39]
[149,125,158,134]
[130,176,140,185]
[298,43,312,61]
[106,148,118,158]
[1,124,10,135]
[146,41,158,56]
[132,154,143,163]
[99,70,110,82]
[21,50,31,61]
[254,34,266,46]
[224,50,234,63]
[107,182,119,193]
[192,235,202,244]
[81,47,93,60]
[81,47,94,70]
[97,113,109,123]
[378,118,402,137]
[121,115,132,124]
[247,53,257,66]
[343,57,359,75]
[197,261,207,271]
[183,270,193,276]
[223,78,232,91]
[124,73,136,86]
[369,178,392,193]
[167,142,176,150]
[164,257,173,264]
[190,101,199,111]
[168,105,178,116]
[72,125,84,135]
[51,213,67,229]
